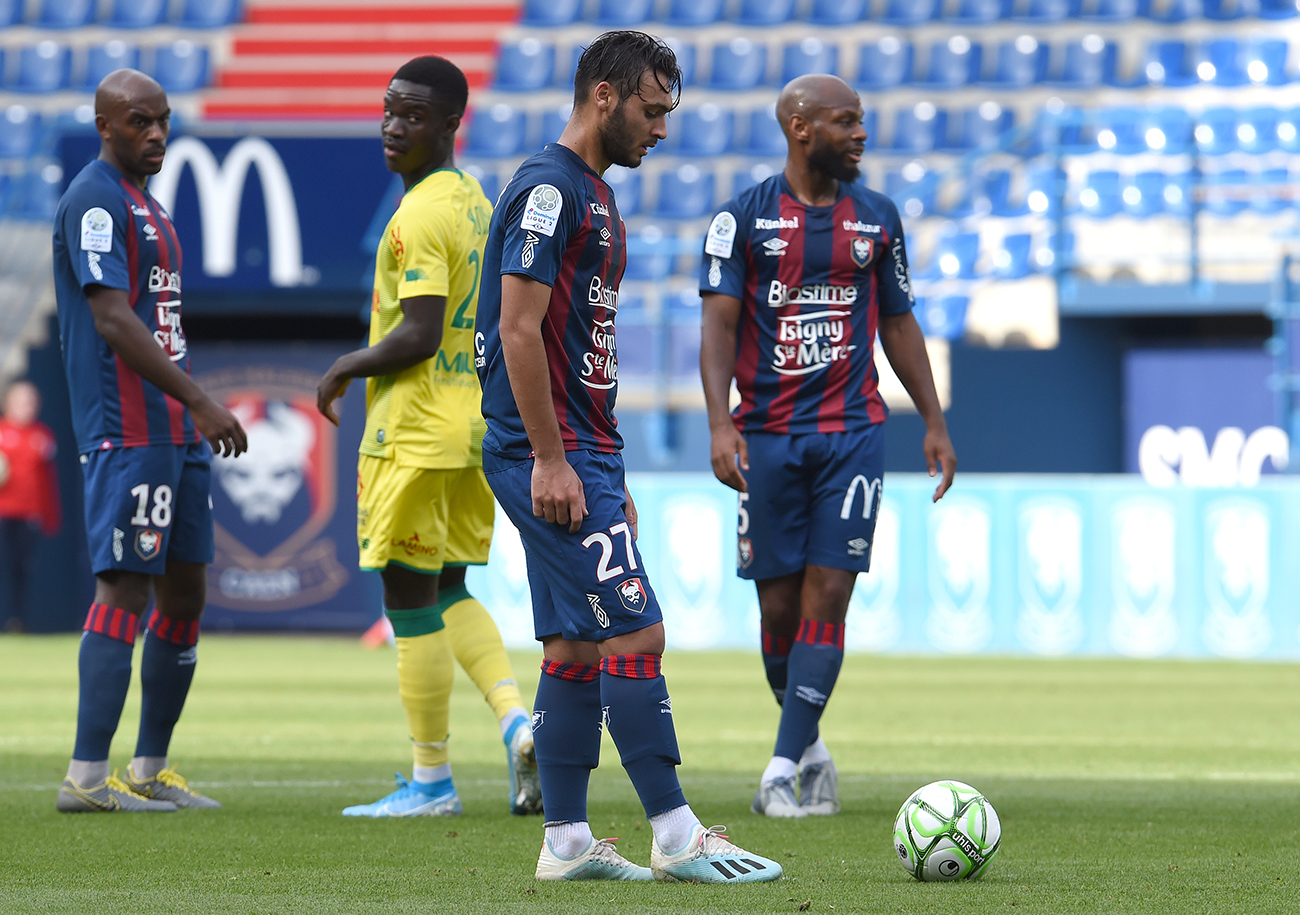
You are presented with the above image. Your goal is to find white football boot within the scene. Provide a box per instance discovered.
[651,823,783,883]
[535,835,653,881]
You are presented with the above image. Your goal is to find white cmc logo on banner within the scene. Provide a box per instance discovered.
[1015,499,1084,656]
[151,136,305,287]
[1202,500,1272,658]
[925,499,993,653]
[1108,500,1178,657]
[846,501,901,651]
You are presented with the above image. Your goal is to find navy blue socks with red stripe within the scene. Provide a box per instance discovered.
[533,660,602,824]
[762,628,819,748]
[134,610,200,761]
[772,620,845,764]
[72,604,139,766]
[600,654,687,817]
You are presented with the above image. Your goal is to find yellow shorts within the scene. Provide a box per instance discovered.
[356,456,494,573]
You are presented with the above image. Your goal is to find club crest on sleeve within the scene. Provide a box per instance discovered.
[134,528,163,561]
[704,211,736,259]
[851,236,874,267]
[616,578,647,613]
[80,207,113,252]
[520,184,562,237]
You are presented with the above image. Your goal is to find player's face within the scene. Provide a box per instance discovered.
[99,91,170,179]
[599,70,673,169]
[806,101,868,184]
[382,80,451,177]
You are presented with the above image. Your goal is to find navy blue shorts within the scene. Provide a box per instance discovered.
[738,426,885,581]
[81,442,215,576]
[483,449,662,643]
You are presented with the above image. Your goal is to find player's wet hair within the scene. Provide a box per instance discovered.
[573,30,681,111]
[391,56,469,116]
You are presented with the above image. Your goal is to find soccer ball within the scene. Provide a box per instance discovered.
[893,780,1001,881]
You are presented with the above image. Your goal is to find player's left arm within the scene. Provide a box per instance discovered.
[875,209,956,501]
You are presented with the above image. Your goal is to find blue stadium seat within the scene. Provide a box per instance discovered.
[466,104,527,158]
[0,0,19,27]
[1201,0,1249,17]
[15,42,71,93]
[856,37,913,90]
[540,103,573,146]
[781,38,840,84]
[1238,107,1279,153]
[951,0,1014,22]
[952,102,1014,149]
[991,233,1033,278]
[1033,232,1074,271]
[677,104,734,157]
[1160,170,1194,216]
[989,35,1049,86]
[38,0,94,27]
[894,102,947,152]
[1077,170,1122,217]
[807,0,868,23]
[0,106,40,159]
[83,41,141,90]
[1088,108,1145,154]
[710,38,767,91]
[915,296,969,339]
[1246,38,1290,86]
[521,0,583,26]
[1203,169,1249,216]
[1195,108,1241,155]
[1277,108,1300,153]
[738,0,797,24]
[1080,0,1138,19]
[664,0,726,25]
[180,0,242,27]
[556,44,587,89]
[109,0,167,27]
[881,0,941,23]
[494,39,556,92]
[861,109,880,149]
[1141,41,1198,87]
[1016,164,1067,216]
[1144,107,1193,153]
[15,165,62,221]
[1260,0,1299,17]
[732,162,780,196]
[152,41,210,92]
[1251,167,1290,214]
[1123,171,1168,217]
[624,223,677,280]
[605,166,642,217]
[1200,38,1250,87]
[663,37,697,86]
[1017,0,1082,20]
[463,166,500,207]
[1141,0,1198,21]
[1056,35,1118,87]
[656,165,715,219]
[925,36,981,87]
[886,165,936,216]
[745,106,788,157]
[925,232,981,279]
[948,169,1012,216]
[595,0,655,26]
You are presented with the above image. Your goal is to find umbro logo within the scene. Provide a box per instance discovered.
[588,593,608,628]
[847,537,870,557]
[659,697,672,714]
[762,238,788,256]
[795,685,828,707]
[708,857,771,880]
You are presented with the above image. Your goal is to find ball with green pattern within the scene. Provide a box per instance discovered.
[893,780,1001,881]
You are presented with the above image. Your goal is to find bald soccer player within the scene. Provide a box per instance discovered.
[52,69,247,813]
[699,75,957,818]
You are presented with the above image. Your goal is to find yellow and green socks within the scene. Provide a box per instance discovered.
[439,584,530,738]
[387,605,454,780]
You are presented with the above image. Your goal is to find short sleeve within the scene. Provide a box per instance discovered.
[62,186,130,293]
[698,204,747,298]
[395,208,450,300]
[498,172,582,287]
[876,200,915,317]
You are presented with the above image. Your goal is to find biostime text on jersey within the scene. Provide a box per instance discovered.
[768,281,858,377]
[581,276,618,391]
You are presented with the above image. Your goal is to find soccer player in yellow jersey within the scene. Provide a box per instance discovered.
[317,56,541,818]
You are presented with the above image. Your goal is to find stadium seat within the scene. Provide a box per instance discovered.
[925,36,982,87]
[885,165,936,216]
[1122,171,1169,218]
[83,41,141,90]
[1159,170,1194,216]
[1260,0,1299,17]
[991,233,1034,278]
[915,296,969,339]
[1146,107,1193,153]
[856,37,913,90]
[1204,169,1249,216]
[656,165,715,219]
[745,105,788,157]
[1017,0,1082,20]
[947,169,1012,216]
[894,102,947,151]
[926,232,981,279]
[989,35,1049,86]
[495,40,555,92]
[1237,107,1279,153]
[952,102,1014,149]
[540,103,573,146]
[676,104,734,157]
[1077,170,1122,217]
[1202,0,1250,17]
[624,223,677,280]
[1142,0,1199,20]
[0,0,19,27]
[109,0,168,27]
[709,38,768,91]
[807,0,868,23]
[1276,108,1300,153]
[664,0,726,26]
[595,0,655,26]
[38,0,94,27]
[1251,167,1290,214]
[861,109,880,149]
[881,0,942,23]
[152,41,210,93]
[465,104,527,158]
[179,0,242,27]
[14,165,61,221]
[15,43,71,94]
[781,38,840,85]
[951,0,1015,22]
[738,0,797,24]
[520,0,583,26]
[731,162,780,197]
[1016,164,1067,216]
[1195,108,1241,155]
[1141,41,1198,87]
[1089,108,1144,154]
[605,166,642,216]
[1033,232,1074,271]
[0,106,40,160]
[1080,0,1138,18]
[663,37,698,86]
[1245,38,1290,86]
[1200,38,1250,87]
[1056,35,1118,87]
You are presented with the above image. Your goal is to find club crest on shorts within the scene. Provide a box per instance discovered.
[738,536,754,569]
[134,528,162,561]
[851,236,874,267]
[616,578,647,613]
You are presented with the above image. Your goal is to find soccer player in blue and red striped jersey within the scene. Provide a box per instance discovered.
[477,31,780,884]
[51,70,246,813]
[700,75,957,818]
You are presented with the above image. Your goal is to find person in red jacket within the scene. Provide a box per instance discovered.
[0,380,61,631]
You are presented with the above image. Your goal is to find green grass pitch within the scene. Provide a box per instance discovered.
[3,635,1300,914]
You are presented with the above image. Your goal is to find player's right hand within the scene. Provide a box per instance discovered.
[316,366,351,426]
[192,398,248,458]
[709,423,749,493]
[532,456,587,533]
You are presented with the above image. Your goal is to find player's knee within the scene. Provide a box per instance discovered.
[381,564,440,609]
[94,571,151,617]
[602,622,665,658]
